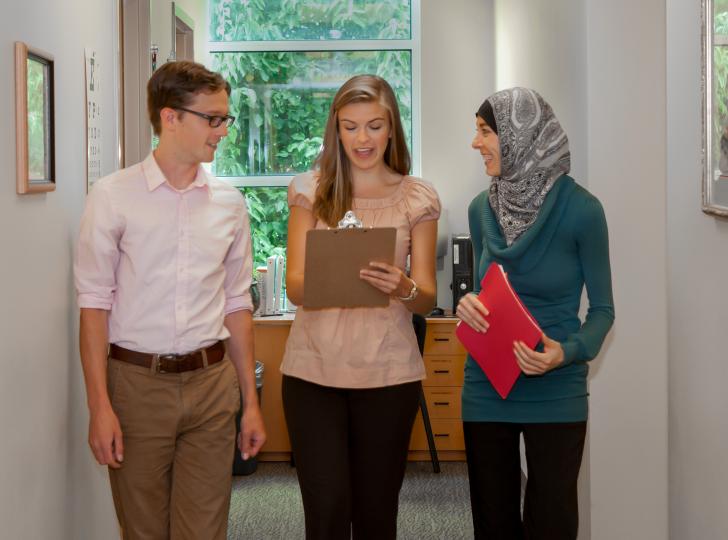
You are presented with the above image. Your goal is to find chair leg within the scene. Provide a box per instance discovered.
[419,389,440,473]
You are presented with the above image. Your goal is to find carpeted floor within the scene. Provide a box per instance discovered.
[227,461,474,539]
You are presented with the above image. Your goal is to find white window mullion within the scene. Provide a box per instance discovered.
[410,0,421,177]
[210,39,414,54]
[225,176,293,188]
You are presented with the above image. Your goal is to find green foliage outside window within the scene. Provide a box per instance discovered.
[211,0,415,269]
[211,50,412,177]
[210,0,411,41]
[241,186,289,269]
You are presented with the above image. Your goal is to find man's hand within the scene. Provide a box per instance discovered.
[513,334,564,375]
[238,405,266,460]
[89,404,124,469]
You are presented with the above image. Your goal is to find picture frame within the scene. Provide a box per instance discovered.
[15,41,55,194]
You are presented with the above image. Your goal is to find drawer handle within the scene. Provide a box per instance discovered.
[433,401,450,406]
[434,433,450,438]
[433,370,450,374]
[434,338,450,342]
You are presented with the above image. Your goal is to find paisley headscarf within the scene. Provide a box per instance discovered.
[478,87,570,245]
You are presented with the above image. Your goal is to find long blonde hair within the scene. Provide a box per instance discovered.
[313,74,411,227]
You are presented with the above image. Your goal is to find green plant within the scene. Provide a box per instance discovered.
[210,0,411,42]
[211,50,412,177]
[211,0,414,270]
[241,186,289,269]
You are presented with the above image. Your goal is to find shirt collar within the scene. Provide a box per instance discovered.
[142,153,212,196]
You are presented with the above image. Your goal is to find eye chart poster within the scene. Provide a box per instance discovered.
[85,48,102,191]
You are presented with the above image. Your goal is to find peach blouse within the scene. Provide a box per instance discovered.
[281,172,441,388]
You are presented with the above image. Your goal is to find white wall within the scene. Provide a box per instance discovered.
[585,1,669,538]
[494,1,670,539]
[494,0,588,180]
[0,0,120,538]
[421,0,495,310]
[492,2,592,535]
[667,0,728,538]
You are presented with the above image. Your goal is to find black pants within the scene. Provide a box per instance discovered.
[463,421,587,540]
[282,375,421,540]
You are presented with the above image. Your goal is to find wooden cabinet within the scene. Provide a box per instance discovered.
[408,318,466,461]
[254,315,466,462]
[253,317,293,461]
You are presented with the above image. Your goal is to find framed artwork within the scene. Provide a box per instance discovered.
[15,41,55,194]
[702,0,728,216]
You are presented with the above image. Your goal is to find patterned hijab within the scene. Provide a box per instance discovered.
[479,87,570,246]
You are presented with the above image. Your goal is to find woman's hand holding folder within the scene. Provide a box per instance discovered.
[456,292,490,333]
[513,334,564,375]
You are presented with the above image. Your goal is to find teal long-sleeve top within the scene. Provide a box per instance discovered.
[461,175,615,423]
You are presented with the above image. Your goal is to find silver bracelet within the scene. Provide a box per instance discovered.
[397,279,419,302]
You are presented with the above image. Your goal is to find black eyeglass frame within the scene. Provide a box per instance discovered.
[175,107,235,128]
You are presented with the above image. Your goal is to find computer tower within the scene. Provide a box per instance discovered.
[451,234,474,312]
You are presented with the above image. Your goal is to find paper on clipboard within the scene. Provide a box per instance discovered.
[303,227,397,308]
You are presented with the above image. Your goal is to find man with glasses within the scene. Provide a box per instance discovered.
[75,61,265,539]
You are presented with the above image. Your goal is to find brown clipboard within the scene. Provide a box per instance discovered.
[303,227,397,308]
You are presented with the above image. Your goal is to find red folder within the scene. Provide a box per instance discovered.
[455,263,543,399]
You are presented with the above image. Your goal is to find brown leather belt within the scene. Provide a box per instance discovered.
[109,341,225,373]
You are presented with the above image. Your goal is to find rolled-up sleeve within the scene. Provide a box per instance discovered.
[74,183,122,310]
[223,200,254,314]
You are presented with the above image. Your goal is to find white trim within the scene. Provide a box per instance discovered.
[223,176,293,188]
[209,39,414,53]
[410,0,421,177]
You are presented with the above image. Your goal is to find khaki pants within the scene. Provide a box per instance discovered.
[107,355,240,540]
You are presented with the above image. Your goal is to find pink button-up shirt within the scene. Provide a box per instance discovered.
[75,153,253,354]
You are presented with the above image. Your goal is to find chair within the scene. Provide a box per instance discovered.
[412,313,441,473]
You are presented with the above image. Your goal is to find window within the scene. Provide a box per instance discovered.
[240,185,288,269]
[206,0,420,264]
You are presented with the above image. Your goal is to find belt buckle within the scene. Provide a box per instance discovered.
[155,354,178,374]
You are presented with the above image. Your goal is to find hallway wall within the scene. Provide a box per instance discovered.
[494,1,669,538]
[666,1,728,538]
[0,1,120,537]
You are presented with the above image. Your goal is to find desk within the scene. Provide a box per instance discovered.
[254,314,466,462]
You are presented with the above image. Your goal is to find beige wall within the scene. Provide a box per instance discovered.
[0,0,120,538]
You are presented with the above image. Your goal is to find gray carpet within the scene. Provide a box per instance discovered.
[228,461,474,539]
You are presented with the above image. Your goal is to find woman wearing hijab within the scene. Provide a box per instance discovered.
[456,87,615,540]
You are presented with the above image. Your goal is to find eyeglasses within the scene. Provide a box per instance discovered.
[175,107,235,128]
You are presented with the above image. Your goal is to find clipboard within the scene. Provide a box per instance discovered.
[303,227,397,308]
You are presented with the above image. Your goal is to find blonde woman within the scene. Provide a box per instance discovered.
[282,75,441,540]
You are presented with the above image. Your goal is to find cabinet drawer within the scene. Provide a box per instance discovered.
[410,418,464,451]
[423,355,465,386]
[423,387,462,419]
[424,324,466,355]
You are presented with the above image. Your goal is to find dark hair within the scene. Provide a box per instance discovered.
[313,74,410,227]
[147,61,231,135]
[476,99,498,134]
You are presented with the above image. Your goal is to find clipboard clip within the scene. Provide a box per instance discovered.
[337,210,363,229]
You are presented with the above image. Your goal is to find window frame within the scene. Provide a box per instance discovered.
[205,1,421,188]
